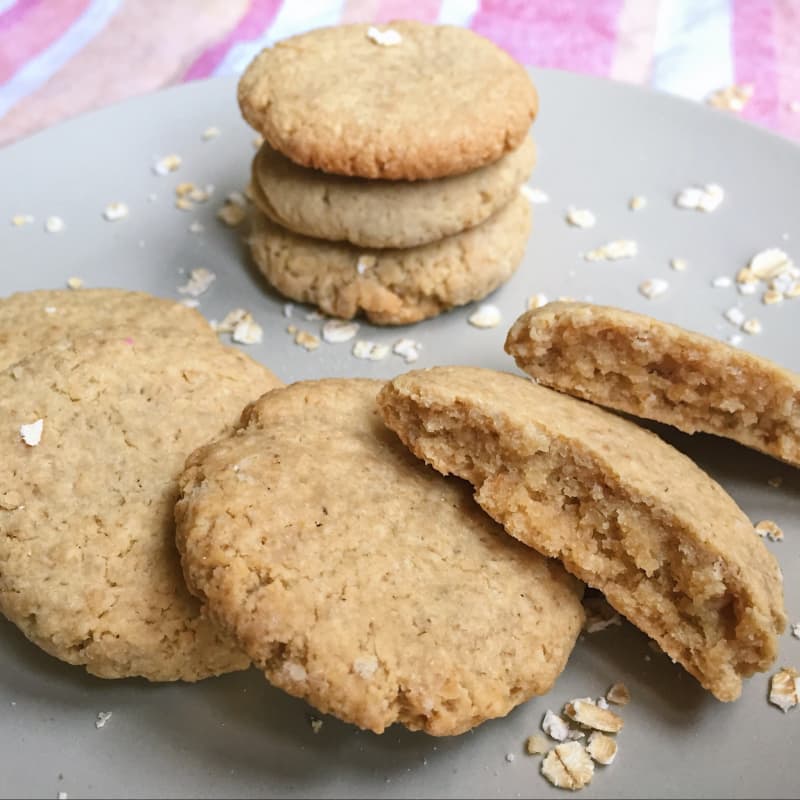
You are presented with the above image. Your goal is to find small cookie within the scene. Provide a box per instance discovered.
[238,21,538,179]
[506,301,800,467]
[175,379,583,735]
[247,194,531,325]
[0,288,214,371]
[0,332,282,681]
[251,137,536,249]
[378,366,786,702]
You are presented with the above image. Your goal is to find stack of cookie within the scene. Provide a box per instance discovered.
[237,21,538,325]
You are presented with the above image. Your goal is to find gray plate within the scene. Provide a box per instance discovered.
[0,71,798,800]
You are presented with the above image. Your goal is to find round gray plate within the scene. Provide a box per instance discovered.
[0,71,798,800]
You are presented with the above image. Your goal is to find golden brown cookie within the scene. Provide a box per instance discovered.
[251,137,536,249]
[0,288,214,372]
[247,194,531,325]
[0,331,282,681]
[175,379,584,735]
[505,301,800,467]
[238,21,538,180]
[378,366,786,702]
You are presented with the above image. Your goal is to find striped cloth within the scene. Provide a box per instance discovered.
[1,0,799,147]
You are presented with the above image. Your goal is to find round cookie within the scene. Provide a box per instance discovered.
[238,21,538,180]
[251,136,536,249]
[0,288,215,372]
[175,379,584,736]
[247,193,531,325]
[0,332,283,681]
[378,367,787,702]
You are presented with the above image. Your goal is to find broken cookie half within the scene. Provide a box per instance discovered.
[505,301,800,467]
[377,366,786,702]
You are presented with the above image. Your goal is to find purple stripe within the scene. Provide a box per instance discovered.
[0,0,42,31]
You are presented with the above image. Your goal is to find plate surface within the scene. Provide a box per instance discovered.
[0,71,798,800]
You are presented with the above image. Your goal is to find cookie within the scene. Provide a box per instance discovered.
[506,301,800,467]
[251,136,536,249]
[238,21,538,180]
[247,194,531,325]
[378,366,786,702]
[175,379,584,735]
[0,332,282,681]
[0,288,214,371]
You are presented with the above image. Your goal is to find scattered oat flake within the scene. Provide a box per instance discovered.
[103,202,129,221]
[586,732,618,766]
[322,319,359,344]
[212,308,250,333]
[566,207,596,229]
[352,340,389,361]
[217,202,246,227]
[178,267,216,297]
[724,307,745,326]
[232,317,263,345]
[175,182,195,197]
[541,742,594,791]
[202,126,220,140]
[606,682,630,706]
[45,216,65,233]
[629,195,647,211]
[19,419,43,447]
[675,183,724,212]
[565,698,624,733]
[787,282,800,298]
[294,329,321,351]
[367,26,402,46]
[175,197,194,212]
[742,317,762,335]
[707,83,754,112]
[527,293,548,310]
[188,220,205,234]
[305,309,325,321]
[762,289,783,305]
[188,185,214,203]
[520,185,549,204]
[738,282,757,296]
[670,257,688,272]
[638,278,669,300]
[769,667,799,712]
[584,240,638,262]
[711,276,732,288]
[356,254,377,274]
[67,276,83,290]
[596,697,609,710]
[542,710,571,742]
[11,214,33,226]
[95,711,112,729]
[393,338,422,364]
[153,154,181,175]
[309,716,323,734]
[755,519,784,541]
[468,304,502,329]
[791,623,800,639]
[526,733,549,755]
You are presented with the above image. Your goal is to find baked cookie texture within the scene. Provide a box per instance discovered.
[238,21,538,180]
[0,332,282,681]
[175,379,584,735]
[378,366,786,702]
[506,302,800,467]
[251,137,536,249]
[0,288,215,371]
[247,194,531,325]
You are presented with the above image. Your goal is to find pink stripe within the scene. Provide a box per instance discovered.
[183,0,282,81]
[373,0,441,23]
[775,0,800,140]
[0,0,89,85]
[470,0,624,74]
[732,0,779,130]
[0,0,41,32]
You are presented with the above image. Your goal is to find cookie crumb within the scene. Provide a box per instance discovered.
[212,308,250,333]
[586,731,617,765]
[178,267,216,297]
[356,254,377,274]
[45,216,65,233]
[11,214,33,226]
[392,338,422,364]
[367,26,402,46]
[542,709,571,742]
[638,278,669,300]
[584,240,638,262]
[541,742,594,790]
[352,340,389,360]
[711,276,732,288]
[232,317,263,345]
[175,197,194,212]
[670,257,688,272]
[294,329,321,351]
[526,293,548,310]
[675,183,724,212]
[103,202,129,222]
[769,667,799,712]
[706,83,754,112]
[605,682,630,706]
[19,419,44,447]
[66,276,83,289]
[755,519,784,541]
[564,698,623,733]
[520,186,549,204]
[95,711,112,729]
[741,317,762,335]
[202,126,221,140]
[322,319,359,344]
[153,154,182,175]
[566,207,596,229]
[629,195,647,211]
[723,306,745,326]
[468,304,502,329]
[762,289,784,305]
[217,202,247,227]
[526,733,549,755]
[728,333,743,347]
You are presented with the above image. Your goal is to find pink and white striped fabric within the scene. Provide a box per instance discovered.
[1,0,799,147]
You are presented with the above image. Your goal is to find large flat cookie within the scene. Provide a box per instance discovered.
[378,366,786,702]
[0,332,282,681]
[247,194,531,325]
[0,288,214,371]
[506,301,800,467]
[251,137,536,249]
[238,21,537,180]
[175,379,583,735]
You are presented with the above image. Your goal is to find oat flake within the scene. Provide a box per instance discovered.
[468,304,502,329]
[322,319,359,344]
[606,682,631,706]
[392,338,422,363]
[527,293,548,310]
[755,519,784,541]
[19,419,43,447]
[11,214,33,226]
[769,667,799,712]
[232,318,263,345]
[584,240,638,262]
[670,257,688,272]
[675,183,724,212]
[749,248,796,280]
[639,278,669,300]
[45,216,65,233]
[95,711,112,729]
[217,203,246,227]
[723,307,745,326]
[711,276,732,288]
[541,742,594,791]
[153,154,181,175]
[566,207,596,229]
[294,329,321,351]
[103,202,129,221]
[212,308,250,333]
[763,289,784,305]
[742,317,762,335]
[629,195,647,211]
[586,731,618,765]
[520,186,550,204]
[564,698,624,733]
[526,733,549,755]
[352,340,389,361]
[202,126,220,140]
[367,26,402,46]
[178,268,216,297]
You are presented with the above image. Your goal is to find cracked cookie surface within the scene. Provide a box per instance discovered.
[175,379,583,735]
